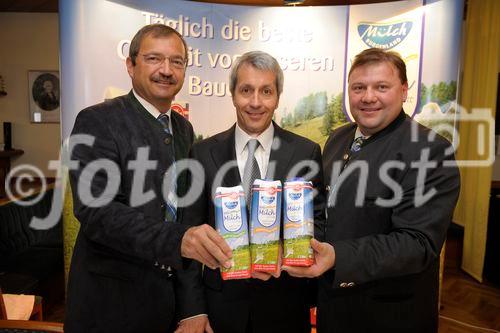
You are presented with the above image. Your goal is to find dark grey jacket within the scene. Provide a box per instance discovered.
[65,91,199,333]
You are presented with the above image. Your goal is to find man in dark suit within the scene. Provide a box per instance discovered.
[182,51,325,333]
[65,24,231,333]
[36,80,59,111]
[283,48,460,332]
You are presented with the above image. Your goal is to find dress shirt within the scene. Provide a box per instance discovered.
[133,90,172,133]
[354,127,370,141]
[235,123,274,180]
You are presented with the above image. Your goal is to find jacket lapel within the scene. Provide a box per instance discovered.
[210,125,241,187]
[170,112,190,162]
[125,92,190,215]
[267,123,294,181]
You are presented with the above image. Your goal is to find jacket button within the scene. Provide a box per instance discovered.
[164,137,172,145]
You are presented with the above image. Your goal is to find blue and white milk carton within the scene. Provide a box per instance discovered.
[249,179,282,272]
[283,179,314,266]
[214,185,251,280]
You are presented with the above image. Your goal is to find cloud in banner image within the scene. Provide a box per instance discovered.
[421,0,463,86]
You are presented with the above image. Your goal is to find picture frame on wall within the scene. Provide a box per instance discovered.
[28,70,60,123]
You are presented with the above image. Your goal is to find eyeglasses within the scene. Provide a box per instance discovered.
[139,54,186,69]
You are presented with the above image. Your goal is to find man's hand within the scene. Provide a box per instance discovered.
[282,238,335,278]
[174,315,213,333]
[251,269,280,281]
[181,224,232,269]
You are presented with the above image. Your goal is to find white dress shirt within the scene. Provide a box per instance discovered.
[235,123,275,181]
[354,127,370,140]
[133,90,172,132]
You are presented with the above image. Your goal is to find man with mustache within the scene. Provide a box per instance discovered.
[283,48,460,332]
[182,51,325,333]
[65,24,230,333]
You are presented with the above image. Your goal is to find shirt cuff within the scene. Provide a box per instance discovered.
[180,313,208,322]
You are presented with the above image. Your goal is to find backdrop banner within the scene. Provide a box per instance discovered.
[60,0,463,146]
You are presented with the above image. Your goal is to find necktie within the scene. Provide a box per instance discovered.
[157,113,177,222]
[350,136,366,152]
[340,136,366,174]
[242,139,261,207]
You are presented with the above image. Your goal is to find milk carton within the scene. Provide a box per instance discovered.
[283,179,314,266]
[249,180,282,272]
[214,186,251,280]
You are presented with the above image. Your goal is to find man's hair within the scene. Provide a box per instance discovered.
[229,51,284,97]
[348,48,407,84]
[129,24,188,66]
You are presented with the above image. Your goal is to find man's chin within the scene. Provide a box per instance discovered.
[151,91,177,101]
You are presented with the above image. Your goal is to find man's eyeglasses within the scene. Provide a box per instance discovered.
[139,54,186,69]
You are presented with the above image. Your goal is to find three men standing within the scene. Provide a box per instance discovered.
[65,20,459,333]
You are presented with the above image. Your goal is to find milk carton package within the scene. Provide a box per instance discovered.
[283,179,314,266]
[214,186,251,280]
[249,179,282,272]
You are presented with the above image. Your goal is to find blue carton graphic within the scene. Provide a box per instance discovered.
[249,179,282,272]
[215,185,251,280]
[283,180,315,266]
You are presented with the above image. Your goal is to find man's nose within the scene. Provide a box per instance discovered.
[361,87,377,103]
[249,92,262,108]
[159,59,174,75]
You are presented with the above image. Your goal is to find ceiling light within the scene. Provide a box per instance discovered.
[284,0,305,6]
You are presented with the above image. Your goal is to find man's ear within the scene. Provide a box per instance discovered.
[401,82,408,102]
[231,93,237,108]
[126,57,134,79]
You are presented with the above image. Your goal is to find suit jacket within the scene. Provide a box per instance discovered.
[36,91,59,111]
[183,123,326,333]
[64,91,200,333]
[318,111,460,333]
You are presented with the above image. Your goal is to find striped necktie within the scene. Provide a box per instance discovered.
[157,113,177,222]
[242,139,261,207]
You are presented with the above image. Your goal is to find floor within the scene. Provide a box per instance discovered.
[438,226,500,332]
[42,226,500,331]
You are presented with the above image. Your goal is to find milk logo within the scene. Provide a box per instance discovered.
[222,194,242,232]
[258,187,278,227]
[357,21,413,50]
[224,201,238,210]
[260,195,276,205]
[287,188,304,222]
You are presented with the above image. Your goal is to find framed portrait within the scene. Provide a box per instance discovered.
[28,70,60,123]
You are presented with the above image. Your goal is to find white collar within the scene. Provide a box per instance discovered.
[354,127,370,140]
[235,123,274,155]
[132,89,171,119]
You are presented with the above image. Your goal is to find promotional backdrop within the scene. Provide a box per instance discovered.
[60,0,463,147]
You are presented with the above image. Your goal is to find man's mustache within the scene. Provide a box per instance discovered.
[152,74,177,85]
